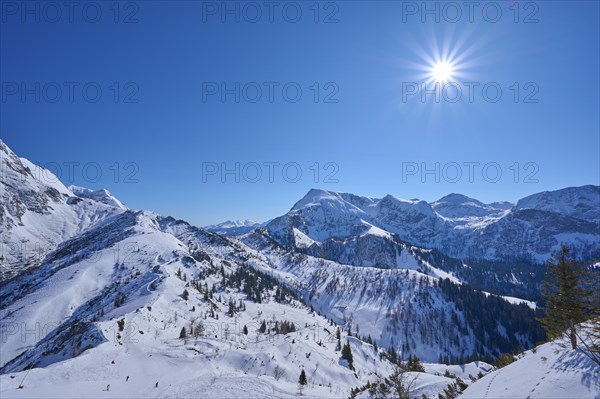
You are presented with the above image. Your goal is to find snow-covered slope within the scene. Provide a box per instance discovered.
[0,208,482,399]
[0,140,125,280]
[462,337,600,398]
[0,209,396,396]
[515,185,600,222]
[239,230,544,364]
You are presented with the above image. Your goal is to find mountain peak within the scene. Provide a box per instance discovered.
[68,185,127,210]
[290,188,343,210]
[514,185,600,221]
[434,193,483,206]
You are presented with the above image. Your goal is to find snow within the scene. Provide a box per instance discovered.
[360,223,392,240]
[1,141,598,398]
[462,339,600,398]
[0,218,398,397]
[68,186,127,210]
[481,291,537,310]
[206,220,261,229]
[19,158,73,197]
[423,361,493,379]
[515,185,600,222]
[1,142,126,280]
[204,220,265,237]
[293,228,318,249]
[267,186,600,262]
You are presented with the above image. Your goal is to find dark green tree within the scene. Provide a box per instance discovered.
[228,298,236,317]
[539,245,592,349]
[298,369,307,385]
[341,341,354,370]
[179,327,187,339]
[406,355,425,372]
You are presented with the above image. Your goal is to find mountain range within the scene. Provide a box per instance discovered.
[263,186,599,264]
[0,139,598,398]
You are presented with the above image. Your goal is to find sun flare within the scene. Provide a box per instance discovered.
[430,61,454,83]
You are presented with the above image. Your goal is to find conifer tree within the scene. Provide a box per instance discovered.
[341,341,354,370]
[539,245,592,349]
[228,298,236,317]
[406,355,425,372]
[298,369,307,385]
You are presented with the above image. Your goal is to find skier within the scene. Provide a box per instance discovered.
[155,382,159,388]
[111,360,115,364]
[126,376,129,382]
[106,384,110,391]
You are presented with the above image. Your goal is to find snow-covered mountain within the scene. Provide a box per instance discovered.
[0,142,441,396]
[431,193,510,219]
[1,141,596,398]
[264,187,599,266]
[240,229,544,363]
[0,141,125,280]
[204,219,265,236]
[68,186,127,210]
[0,203,496,397]
[0,209,400,397]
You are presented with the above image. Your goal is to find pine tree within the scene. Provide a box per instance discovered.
[298,369,307,385]
[539,245,592,349]
[341,341,354,370]
[389,346,398,365]
[228,298,236,317]
[407,355,425,372]
[243,325,248,335]
[259,320,267,334]
[585,249,600,364]
[182,289,189,301]
[179,327,187,339]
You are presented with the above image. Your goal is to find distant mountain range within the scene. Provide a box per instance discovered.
[262,186,599,264]
[204,219,265,236]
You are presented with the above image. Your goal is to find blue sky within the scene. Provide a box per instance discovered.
[1,1,599,226]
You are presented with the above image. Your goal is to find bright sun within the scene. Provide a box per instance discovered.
[431,61,454,83]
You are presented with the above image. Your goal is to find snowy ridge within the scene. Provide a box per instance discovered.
[1,140,125,280]
[239,230,544,363]
[264,187,600,265]
[68,186,127,210]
